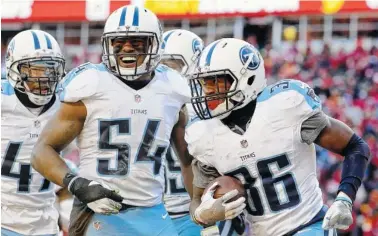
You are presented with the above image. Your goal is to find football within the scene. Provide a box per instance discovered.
[203,176,246,202]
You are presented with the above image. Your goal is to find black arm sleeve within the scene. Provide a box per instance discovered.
[337,134,371,201]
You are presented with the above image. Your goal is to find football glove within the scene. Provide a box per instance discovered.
[322,192,353,230]
[194,182,246,226]
[63,173,123,214]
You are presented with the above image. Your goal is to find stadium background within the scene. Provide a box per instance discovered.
[1,0,377,235]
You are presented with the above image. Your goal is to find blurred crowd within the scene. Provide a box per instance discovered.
[1,35,377,235]
[1,42,6,79]
[261,42,378,236]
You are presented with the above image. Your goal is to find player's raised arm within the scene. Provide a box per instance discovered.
[170,105,194,197]
[31,101,86,186]
[2,29,68,235]
[314,116,371,230]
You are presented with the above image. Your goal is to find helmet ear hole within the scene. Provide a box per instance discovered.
[247,75,255,86]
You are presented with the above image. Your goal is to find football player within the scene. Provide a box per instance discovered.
[160,29,204,236]
[161,29,245,236]
[31,5,193,236]
[1,30,66,236]
[186,38,371,235]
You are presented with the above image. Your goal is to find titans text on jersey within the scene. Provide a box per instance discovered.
[187,79,329,236]
[59,63,190,207]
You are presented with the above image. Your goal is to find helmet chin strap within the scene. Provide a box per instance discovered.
[20,79,53,106]
[208,100,233,119]
[239,53,254,76]
[221,99,257,133]
[14,89,49,108]
[230,90,245,106]
[26,92,52,106]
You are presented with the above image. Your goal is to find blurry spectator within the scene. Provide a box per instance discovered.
[1,42,7,79]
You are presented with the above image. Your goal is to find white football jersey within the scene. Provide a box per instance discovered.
[1,80,60,235]
[186,80,324,236]
[60,63,190,207]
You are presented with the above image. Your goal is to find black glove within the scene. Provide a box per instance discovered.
[63,173,123,214]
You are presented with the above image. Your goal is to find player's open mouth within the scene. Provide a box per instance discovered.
[119,56,137,68]
[207,98,224,110]
[32,88,50,95]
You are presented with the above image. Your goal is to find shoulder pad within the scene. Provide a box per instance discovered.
[258,79,321,110]
[185,120,215,166]
[257,79,322,126]
[58,63,107,102]
[157,65,191,104]
[1,80,15,96]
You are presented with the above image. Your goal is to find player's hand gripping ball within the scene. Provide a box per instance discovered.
[204,176,246,201]
[194,176,247,226]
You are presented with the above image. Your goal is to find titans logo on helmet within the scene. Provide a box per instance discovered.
[6,39,15,60]
[192,39,202,54]
[239,45,260,70]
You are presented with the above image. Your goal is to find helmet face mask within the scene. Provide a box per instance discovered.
[112,36,150,68]
[160,55,187,74]
[9,57,65,106]
[189,69,245,120]
[17,58,64,94]
[190,38,266,120]
[102,31,160,80]
[101,5,163,81]
[5,30,65,106]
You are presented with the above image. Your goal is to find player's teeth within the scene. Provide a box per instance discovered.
[121,57,136,63]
